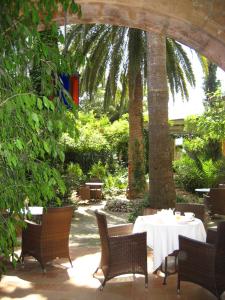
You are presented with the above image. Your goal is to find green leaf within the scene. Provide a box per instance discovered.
[31,113,39,123]
[15,139,23,150]
[49,101,55,111]
[58,150,65,162]
[47,120,53,132]
[37,98,43,110]
[43,141,51,154]
[71,2,79,13]
[58,33,65,44]
[43,97,50,109]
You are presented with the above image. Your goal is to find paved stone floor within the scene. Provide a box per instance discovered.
[0,203,224,300]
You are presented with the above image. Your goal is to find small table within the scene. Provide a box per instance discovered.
[85,182,104,188]
[85,182,103,200]
[133,214,206,271]
[195,188,210,194]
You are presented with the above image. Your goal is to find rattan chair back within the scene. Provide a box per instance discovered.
[41,206,73,239]
[21,206,73,271]
[175,203,205,222]
[94,210,148,289]
[94,210,110,268]
[178,220,225,298]
[205,188,225,216]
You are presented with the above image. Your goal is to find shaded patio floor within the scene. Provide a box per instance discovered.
[0,203,224,300]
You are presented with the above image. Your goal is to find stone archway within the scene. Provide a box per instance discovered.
[54,0,225,70]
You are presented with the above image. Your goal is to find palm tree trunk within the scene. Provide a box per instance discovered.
[146,32,176,208]
[128,69,146,199]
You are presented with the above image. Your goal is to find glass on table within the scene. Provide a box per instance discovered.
[175,211,181,220]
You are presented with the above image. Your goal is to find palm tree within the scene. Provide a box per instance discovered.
[65,24,196,202]
[147,32,176,208]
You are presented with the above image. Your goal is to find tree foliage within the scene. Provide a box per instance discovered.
[0,0,80,268]
[203,61,221,106]
[66,24,196,119]
[62,111,129,173]
[175,90,225,192]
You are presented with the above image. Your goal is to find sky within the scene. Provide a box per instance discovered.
[168,48,225,120]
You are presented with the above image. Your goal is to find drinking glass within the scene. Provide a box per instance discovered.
[175,211,181,220]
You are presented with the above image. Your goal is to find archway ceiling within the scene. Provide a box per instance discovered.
[54,0,225,71]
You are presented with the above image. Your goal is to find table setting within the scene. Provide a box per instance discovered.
[133,208,206,271]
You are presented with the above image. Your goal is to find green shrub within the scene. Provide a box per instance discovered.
[174,155,225,192]
[88,161,108,181]
[62,163,86,201]
[104,166,127,194]
[67,163,86,186]
[175,193,201,204]
[174,155,204,192]
[105,199,131,213]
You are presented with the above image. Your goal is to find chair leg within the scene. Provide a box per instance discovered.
[99,278,107,291]
[177,274,180,294]
[39,261,46,273]
[93,266,99,277]
[19,254,23,263]
[163,257,168,285]
[68,256,73,268]
[145,274,148,288]
[20,253,25,264]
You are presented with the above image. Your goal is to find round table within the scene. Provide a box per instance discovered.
[133,214,206,271]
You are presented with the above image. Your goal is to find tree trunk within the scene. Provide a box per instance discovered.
[128,69,146,199]
[146,32,176,208]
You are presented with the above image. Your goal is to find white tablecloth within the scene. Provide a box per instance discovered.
[24,206,43,216]
[195,188,210,193]
[133,214,206,271]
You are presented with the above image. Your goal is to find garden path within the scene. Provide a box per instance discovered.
[70,201,129,247]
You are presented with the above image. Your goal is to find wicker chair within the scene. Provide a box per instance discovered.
[162,203,206,285]
[21,206,73,271]
[204,188,225,217]
[175,203,206,223]
[177,221,225,299]
[94,210,148,289]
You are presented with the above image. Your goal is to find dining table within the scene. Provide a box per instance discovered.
[133,212,206,271]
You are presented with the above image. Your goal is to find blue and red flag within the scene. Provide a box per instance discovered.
[59,73,79,107]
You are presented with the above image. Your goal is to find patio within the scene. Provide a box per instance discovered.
[0,204,223,300]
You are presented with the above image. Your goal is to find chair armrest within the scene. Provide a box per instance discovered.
[108,223,134,236]
[23,220,41,239]
[24,220,39,226]
[179,235,216,276]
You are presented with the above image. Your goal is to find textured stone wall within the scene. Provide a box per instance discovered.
[54,0,225,70]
